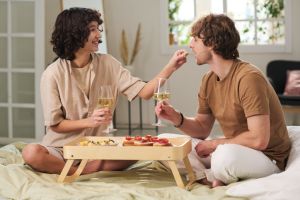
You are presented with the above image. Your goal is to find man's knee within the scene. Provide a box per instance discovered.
[211,144,241,184]
[22,144,47,165]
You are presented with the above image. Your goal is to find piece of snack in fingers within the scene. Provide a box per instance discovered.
[184,51,189,57]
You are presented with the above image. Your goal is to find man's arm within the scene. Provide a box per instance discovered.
[195,114,270,157]
[155,101,215,139]
[176,112,215,139]
[216,114,270,150]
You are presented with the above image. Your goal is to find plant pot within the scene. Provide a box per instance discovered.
[169,33,175,45]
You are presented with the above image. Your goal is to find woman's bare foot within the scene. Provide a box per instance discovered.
[212,179,225,187]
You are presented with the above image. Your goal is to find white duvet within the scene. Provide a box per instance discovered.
[227,126,300,200]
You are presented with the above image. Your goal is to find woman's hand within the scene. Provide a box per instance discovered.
[166,49,189,71]
[87,108,112,128]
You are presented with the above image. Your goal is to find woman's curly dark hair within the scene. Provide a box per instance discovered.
[51,7,103,60]
[191,14,240,59]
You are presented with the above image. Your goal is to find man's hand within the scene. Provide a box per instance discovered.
[155,101,182,126]
[195,140,217,158]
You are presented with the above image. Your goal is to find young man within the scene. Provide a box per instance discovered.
[156,14,291,187]
[22,7,187,175]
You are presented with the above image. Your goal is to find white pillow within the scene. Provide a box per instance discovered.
[226,126,300,200]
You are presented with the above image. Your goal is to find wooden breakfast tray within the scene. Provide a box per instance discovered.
[57,136,196,189]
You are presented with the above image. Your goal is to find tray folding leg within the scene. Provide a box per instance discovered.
[167,160,185,189]
[182,156,196,190]
[167,156,197,190]
[58,159,88,183]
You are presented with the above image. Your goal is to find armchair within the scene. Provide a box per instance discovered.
[266,60,300,114]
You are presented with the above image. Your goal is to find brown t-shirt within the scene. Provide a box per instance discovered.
[40,53,146,147]
[198,59,291,170]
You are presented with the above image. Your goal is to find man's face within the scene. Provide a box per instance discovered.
[189,36,212,65]
[83,21,102,52]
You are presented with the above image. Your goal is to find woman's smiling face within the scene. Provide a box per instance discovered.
[82,21,102,53]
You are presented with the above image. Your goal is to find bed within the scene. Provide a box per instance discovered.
[0,126,299,200]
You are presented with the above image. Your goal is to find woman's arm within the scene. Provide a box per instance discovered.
[50,108,112,133]
[138,50,188,100]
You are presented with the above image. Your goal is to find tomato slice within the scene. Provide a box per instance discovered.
[158,138,169,144]
[141,138,149,143]
[125,136,132,140]
[134,136,142,141]
[150,137,159,142]
[145,134,152,139]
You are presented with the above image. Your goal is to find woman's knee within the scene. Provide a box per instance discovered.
[22,144,47,165]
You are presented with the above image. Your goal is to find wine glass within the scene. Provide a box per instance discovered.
[97,85,117,134]
[152,78,171,126]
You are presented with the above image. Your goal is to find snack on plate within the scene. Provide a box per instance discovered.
[153,138,172,146]
[122,136,135,146]
[122,135,171,146]
[79,138,118,146]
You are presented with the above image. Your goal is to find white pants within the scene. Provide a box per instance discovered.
[159,133,280,184]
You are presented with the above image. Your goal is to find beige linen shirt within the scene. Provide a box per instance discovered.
[41,53,146,147]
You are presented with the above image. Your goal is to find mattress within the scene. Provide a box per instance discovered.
[0,142,244,200]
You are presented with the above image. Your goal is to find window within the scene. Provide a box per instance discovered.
[0,0,44,143]
[161,0,291,54]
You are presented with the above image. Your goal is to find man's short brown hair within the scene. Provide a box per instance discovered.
[191,14,240,59]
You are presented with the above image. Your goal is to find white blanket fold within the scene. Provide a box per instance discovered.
[226,126,300,200]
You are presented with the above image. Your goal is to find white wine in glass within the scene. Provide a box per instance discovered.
[153,92,171,102]
[152,78,171,126]
[97,98,114,109]
[98,85,117,133]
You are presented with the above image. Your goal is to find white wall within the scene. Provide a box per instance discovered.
[45,0,60,65]
[45,0,300,125]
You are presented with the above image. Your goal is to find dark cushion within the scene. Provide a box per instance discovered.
[284,70,300,96]
[267,60,300,106]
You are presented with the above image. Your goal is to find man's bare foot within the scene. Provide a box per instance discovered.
[212,180,225,188]
[82,160,103,174]
[197,178,212,188]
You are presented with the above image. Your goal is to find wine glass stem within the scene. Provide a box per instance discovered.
[155,100,163,126]
[108,121,114,131]
[157,118,162,126]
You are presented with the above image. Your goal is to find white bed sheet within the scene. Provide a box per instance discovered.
[226,126,300,200]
